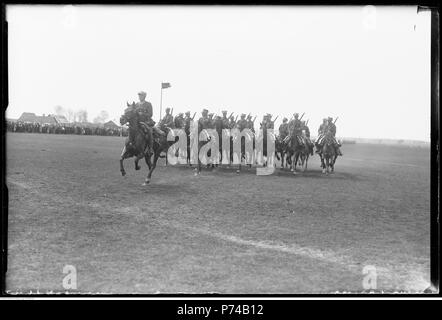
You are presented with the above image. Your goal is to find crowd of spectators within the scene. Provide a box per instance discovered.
[5,120,128,137]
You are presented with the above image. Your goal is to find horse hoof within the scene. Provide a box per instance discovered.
[121,171,126,176]
[322,169,326,174]
[236,170,240,174]
[142,180,150,186]
[135,166,140,171]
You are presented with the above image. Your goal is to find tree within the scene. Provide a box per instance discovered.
[93,110,109,124]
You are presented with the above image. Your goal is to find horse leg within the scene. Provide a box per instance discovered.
[144,152,152,171]
[143,152,159,185]
[134,153,144,171]
[321,154,326,174]
[120,146,129,176]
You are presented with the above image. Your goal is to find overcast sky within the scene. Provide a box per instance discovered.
[7,5,431,141]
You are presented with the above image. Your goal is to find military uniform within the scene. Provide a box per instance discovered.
[237,115,248,131]
[198,111,211,132]
[288,117,302,137]
[159,109,174,132]
[174,114,185,129]
[279,121,289,139]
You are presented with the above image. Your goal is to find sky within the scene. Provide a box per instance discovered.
[6,5,431,141]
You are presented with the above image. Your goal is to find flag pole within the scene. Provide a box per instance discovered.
[160,82,163,121]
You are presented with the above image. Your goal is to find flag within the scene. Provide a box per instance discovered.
[162,82,171,89]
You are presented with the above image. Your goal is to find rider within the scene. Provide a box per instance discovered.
[135,91,155,155]
[278,118,289,140]
[302,120,314,156]
[246,114,255,133]
[325,117,343,156]
[288,113,302,138]
[174,113,185,129]
[221,111,230,129]
[237,113,248,131]
[198,109,211,133]
[228,115,237,129]
[266,114,275,129]
[158,107,174,132]
[315,118,328,153]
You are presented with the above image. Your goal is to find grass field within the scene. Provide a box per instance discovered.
[5,133,431,294]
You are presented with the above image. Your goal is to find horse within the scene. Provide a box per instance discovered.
[275,135,289,169]
[119,120,152,180]
[319,133,338,174]
[230,128,254,173]
[286,132,309,174]
[119,105,175,185]
[194,128,211,175]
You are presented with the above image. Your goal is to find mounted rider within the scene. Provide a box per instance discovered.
[174,112,185,129]
[246,114,255,133]
[228,115,237,129]
[301,120,314,156]
[221,111,230,129]
[237,113,248,131]
[120,91,155,155]
[278,117,289,139]
[325,117,343,156]
[184,111,192,135]
[287,113,303,144]
[158,107,174,132]
[198,109,211,132]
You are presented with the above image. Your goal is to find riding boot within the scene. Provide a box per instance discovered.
[145,128,154,155]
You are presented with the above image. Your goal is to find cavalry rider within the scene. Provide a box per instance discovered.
[318,118,328,136]
[184,111,192,135]
[246,114,255,133]
[159,107,174,131]
[315,118,328,154]
[302,120,314,156]
[198,109,211,132]
[325,117,343,156]
[228,115,237,129]
[221,110,230,129]
[207,113,216,129]
[174,113,185,129]
[288,113,302,137]
[135,90,155,155]
[266,114,275,129]
[237,113,248,131]
[278,117,289,140]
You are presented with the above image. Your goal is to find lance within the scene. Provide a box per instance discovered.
[247,112,252,119]
[228,112,234,119]
[234,115,239,122]
[192,112,197,120]
[334,117,339,124]
[171,108,174,116]
[273,115,279,122]
[299,112,305,121]
[252,116,257,122]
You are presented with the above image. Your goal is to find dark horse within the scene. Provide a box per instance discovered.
[119,103,174,185]
[319,133,337,174]
[275,135,289,169]
[286,133,309,174]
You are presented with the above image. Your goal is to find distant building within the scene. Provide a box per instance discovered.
[17,112,58,125]
[103,120,120,130]
[54,115,69,125]
[15,112,75,125]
